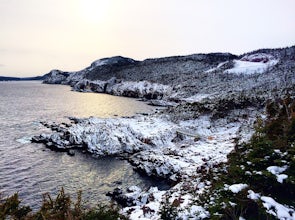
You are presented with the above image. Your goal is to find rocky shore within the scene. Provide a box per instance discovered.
[34,46,295,219]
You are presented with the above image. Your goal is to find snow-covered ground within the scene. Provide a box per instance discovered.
[36,106,259,219]
[224,53,279,75]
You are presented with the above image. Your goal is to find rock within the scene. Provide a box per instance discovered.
[67,150,75,156]
[43,69,69,84]
[31,133,49,144]
[106,188,136,207]
[31,136,43,143]
[147,99,177,107]
[113,180,123,185]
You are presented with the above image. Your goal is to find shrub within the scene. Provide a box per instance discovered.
[0,188,127,220]
[198,97,295,218]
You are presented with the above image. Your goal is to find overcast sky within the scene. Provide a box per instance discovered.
[0,0,294,77]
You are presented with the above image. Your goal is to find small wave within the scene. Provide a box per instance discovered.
[2,165,32,176]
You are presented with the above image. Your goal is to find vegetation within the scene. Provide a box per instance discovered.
[159,196,178,220]
[197,96,295,219]
[0,188,127,220]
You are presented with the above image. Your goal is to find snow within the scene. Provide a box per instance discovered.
[43,111,252,181]
[184,93,211,103]
[73,79,172,99]
[91,59,108,67]
[121,187,166,220]
[247,190,260,200]
[267,166,288,174]
[205,61,228,73]
[64,116,178,155]
[110,80,172,98]
[267,165,288,183]
[90,56,136,69]
[240,53,274,63]
[228,184,248,193]
[38,107,256,219]
[225,60,278,74]
[277,174,288,183]
[224,53,278,75]
[190,205,210,218]
[241,189,295,219]
[261,196,295,220]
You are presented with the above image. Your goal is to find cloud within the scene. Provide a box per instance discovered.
[0,64,5,67]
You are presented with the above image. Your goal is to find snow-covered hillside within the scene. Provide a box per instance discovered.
[224,53,279,74]
[38,46,295,219]
[43,47,294,103]
[90,56,137,69]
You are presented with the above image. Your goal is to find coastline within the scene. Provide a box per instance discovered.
[34,47,295,219]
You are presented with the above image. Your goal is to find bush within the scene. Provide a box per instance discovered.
[0,188,127,220]
[198,97,295,219]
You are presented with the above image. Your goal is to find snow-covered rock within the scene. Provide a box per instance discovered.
[72,78,172,99]
[109,80,172,99]
[43,69,69,84]
[33,103,260,219]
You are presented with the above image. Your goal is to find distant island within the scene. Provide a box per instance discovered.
[0,75,45,81]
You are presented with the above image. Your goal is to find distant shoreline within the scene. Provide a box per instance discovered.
[0,76,44,81]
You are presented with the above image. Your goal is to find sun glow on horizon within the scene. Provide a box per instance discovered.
[79,0,111,23]
[0,0,294,77]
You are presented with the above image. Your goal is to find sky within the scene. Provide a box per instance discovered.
[0,0,294,77]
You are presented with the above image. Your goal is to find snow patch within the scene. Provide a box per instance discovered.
[224,53,278,75]
[247,190,260,201]
[90,56,136,69]
[184,93,211,103]
[261,196,295,220]
[267,165,288,183]
[228,184,248,193]
[205,61,228,73]
[121,187,166,220]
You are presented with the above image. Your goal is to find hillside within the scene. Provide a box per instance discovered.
[43,47,294,108]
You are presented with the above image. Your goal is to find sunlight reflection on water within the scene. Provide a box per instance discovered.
[0,81,167,210]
